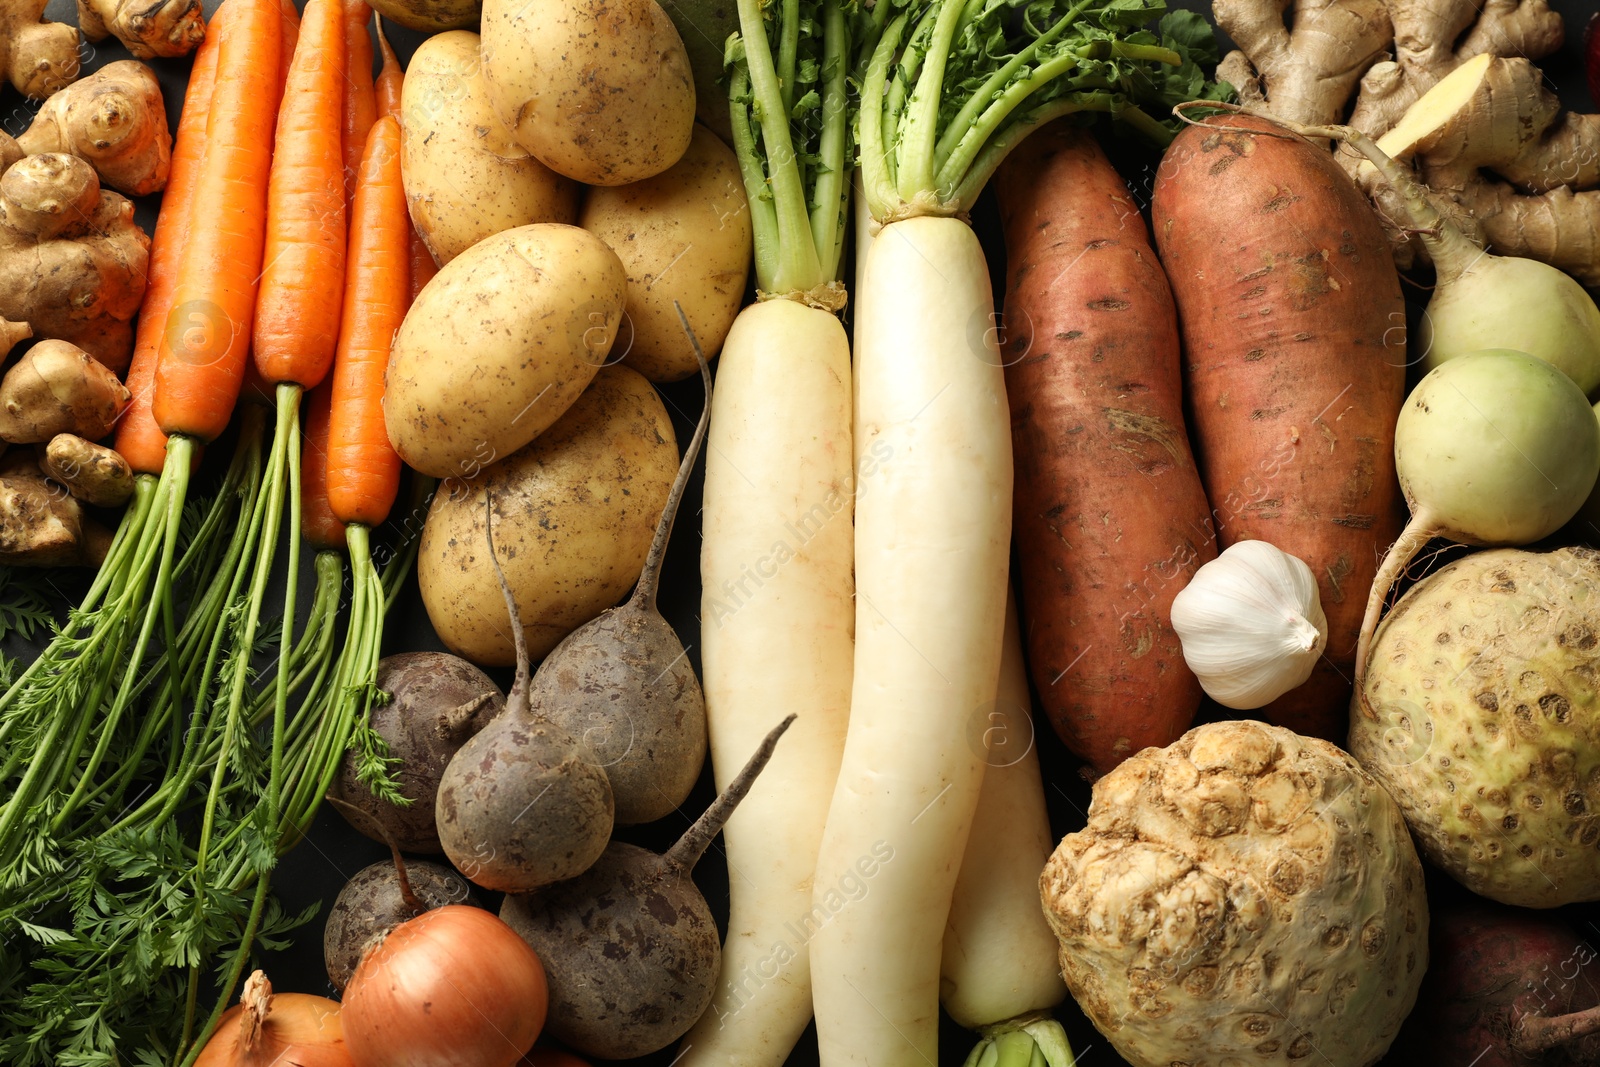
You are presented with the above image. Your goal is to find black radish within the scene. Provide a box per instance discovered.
[330,651,503,853]
[322,856,479,992]
[527,313,711,825]
[434,497,616,893]
[500,713,795,1060]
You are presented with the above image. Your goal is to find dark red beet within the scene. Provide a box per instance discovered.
[1390,901,1600,1066]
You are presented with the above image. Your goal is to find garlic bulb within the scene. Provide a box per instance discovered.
[1170,540,1327,710]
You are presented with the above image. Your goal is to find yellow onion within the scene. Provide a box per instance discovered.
[194,970,351,1067]
[343,904,548,1067]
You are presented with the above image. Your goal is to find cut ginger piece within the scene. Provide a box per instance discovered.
[1354,53,1600,284]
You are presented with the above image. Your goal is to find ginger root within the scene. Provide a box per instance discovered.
[17,61,172,197]
[1356,54,1600,284]
[78,0,205,60]
[42,432,133,507]
[1213,0,1563,136]
[0,153,150,374]
[0,0,82,100]
[0,339,131,443]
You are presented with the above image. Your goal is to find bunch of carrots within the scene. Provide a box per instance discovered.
[0,1,432,1064]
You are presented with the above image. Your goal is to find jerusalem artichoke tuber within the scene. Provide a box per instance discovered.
[0,318,29,362]
[42,433,134,507]
[0,339,131,443]
[0,455,89,566]
[0,0,82,100]
[77,0,205,60]
[0,154,150,374]
[17,61,173,197]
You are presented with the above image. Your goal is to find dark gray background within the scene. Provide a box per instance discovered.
[5,0,1599,1063]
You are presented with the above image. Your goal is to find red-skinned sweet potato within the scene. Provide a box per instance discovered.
[1150,114,1406,740]
[1390,900,1600,1065]
[996,123,1213,774]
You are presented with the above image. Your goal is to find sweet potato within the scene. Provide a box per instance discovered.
[995,123,1213,774]
[1150,114,1406,740]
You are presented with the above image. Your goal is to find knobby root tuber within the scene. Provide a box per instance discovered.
[1356,54,1600,284]
[42,433,134,507]
[1214,0,1563,140]
[0,453,98,566]
[77,0,205,60]
[0,317,30,361]
[0,154,150,374]
[0,339,130,444]
[0,0,82,100]
[17,61,173,196]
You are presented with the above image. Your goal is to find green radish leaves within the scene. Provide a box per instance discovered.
[856,0,1230,218]
[727,0,856,296]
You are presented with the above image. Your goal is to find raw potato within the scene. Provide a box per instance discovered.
[41,433,134,507]
[0,339,131,443]
[1351,546,1600,908]
[480,0,696,186]
[384,223,626,479]
[1042,719,1428,1067]
[17,61,171,197]
[418,365,678,666]
[580,124,749,381]
[400,31,577,267]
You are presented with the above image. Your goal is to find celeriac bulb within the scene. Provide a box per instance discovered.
[1170,539,1327,710]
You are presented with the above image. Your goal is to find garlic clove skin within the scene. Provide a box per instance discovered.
[1170,539,1328,710]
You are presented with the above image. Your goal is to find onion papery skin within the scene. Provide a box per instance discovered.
[194,972,352,1067]
[343,904,548,1067]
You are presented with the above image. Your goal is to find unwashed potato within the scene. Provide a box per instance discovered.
[401,31,577,266]
[369,0,479,32]
[580,124,750,382]
[480,0,695,186]
[419,366,678,666]
[384,223,627,479]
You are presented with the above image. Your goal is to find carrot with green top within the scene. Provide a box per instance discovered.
[282,114,413,836]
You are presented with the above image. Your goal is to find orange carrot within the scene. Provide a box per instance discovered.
[114,10,224,474]
[301,381,347,548]
[373,17,439,305]
[279,0,300,90]
[341,0,376,206]
[254,0,347,390]
[375,17,402,118]
[328,116,406,528]
[151,0,282,444]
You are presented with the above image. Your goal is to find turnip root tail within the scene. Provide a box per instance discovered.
[483,490,531,715]
[324,795,426,916]
[1171,101,1482,284]
[1354,511,1439,709]
[1514,1003,1600,1054]
[629,304,713,613]
[664,713,795,873]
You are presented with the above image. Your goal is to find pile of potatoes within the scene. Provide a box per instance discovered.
[387,9,751,666]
